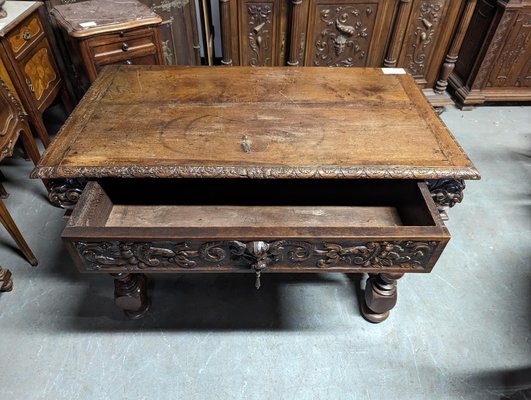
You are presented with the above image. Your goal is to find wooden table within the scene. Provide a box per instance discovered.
[32,66,480,322]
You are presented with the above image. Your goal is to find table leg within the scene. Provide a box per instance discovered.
[361,273,403,323]
[111,273,150,319]
[0,267,13,292]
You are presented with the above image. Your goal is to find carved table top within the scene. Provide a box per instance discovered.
[32,66,479,180]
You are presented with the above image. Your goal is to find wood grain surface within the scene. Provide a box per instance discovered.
[33,65,479,180]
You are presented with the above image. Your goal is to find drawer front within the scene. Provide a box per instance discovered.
[19,39,61,109]
[95,54,159,74]
[62,180,450,274]
[6,13,44,57]
[68,238,445,274]
[88,30,157,64]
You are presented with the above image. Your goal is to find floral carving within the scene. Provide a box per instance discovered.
[247,4,273,66]
[46,178,87,209]
[314,5,374,67]
[405,1,442,76]
[73,239,439,273]
[32,164,481,180]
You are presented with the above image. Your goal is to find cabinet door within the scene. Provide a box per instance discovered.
[486,7,531,88]
[237,0,288,65]
[304,0,397,67]
[397,0,460,87]
[19,38,62,111]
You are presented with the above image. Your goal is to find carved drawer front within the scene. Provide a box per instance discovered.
[304,0,397,67]
[88,29,158,65]
[6,13,44,58]
[18,39,61,110]
[238,0,287,66]
[63,180,450,278]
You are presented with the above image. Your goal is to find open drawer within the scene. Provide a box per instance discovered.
[62,179,450,274]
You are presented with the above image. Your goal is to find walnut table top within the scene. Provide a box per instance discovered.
[33,66,479,180]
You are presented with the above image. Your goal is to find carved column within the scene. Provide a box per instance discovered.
[435,0,478,93]
[220,0,233,65]
[287,0,303,66]
[384,0,412,67]
[0,267,13,292]
[361,273,403,323]
[111,273,151,319]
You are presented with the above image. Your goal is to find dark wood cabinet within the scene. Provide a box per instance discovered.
[220,0,481,104]
[449,0,531,107]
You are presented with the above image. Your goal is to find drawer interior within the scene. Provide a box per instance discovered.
[70,179,441,230]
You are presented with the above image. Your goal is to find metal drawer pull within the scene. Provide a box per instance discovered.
[122,43,129,51]
[22,30,31,40]
[125,60,132,65]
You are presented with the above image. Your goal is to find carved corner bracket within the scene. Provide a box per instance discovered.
[45,178,87,209]
[426,178,466,217]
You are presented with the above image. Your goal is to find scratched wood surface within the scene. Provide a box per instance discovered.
[33,65,479,180]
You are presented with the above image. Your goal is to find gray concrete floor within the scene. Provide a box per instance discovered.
[0,105,529,400]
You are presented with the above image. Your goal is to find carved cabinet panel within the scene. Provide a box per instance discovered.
[238,0,287,65]
[220,0,477,100]
[305,0,395,67]
[449,0,531,107]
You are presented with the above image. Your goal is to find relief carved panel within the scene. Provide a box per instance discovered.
[404,1,444,77]
[312,4,377,67]
[73,239,440,273]
[247,4,274,66]
[488,11,531,88]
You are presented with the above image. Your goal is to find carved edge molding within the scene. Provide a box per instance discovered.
[32,165,481,180]
[73,240,440,274]
[426,178,465,210]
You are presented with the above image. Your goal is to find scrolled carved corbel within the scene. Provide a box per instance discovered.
[45,178,87,209]
[426,179,466,218]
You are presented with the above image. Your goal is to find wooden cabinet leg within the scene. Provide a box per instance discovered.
[111,273,150,319]
[0,267,13,292]
[361,273,403,323]
[0,199,38,266]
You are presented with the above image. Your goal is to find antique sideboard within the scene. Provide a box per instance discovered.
[449,0,531,108]
[32,66,479,322]
[219,0,480,108]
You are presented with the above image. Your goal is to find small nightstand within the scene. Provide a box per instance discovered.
[51,0,164,94]
[0,1,72,147]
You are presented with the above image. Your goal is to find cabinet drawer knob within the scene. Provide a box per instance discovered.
[125,60,132,65]
[122,43,129,51]
[22,30,31,40]
[119,31,125,37]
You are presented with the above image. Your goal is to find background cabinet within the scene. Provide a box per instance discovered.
[449,0,531,107]
[220,0,479,103]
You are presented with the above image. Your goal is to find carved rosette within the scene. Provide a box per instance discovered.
[405,1,442,77]
[426,179,465,210]
[314,5,374,67]
[247,4,273,66]
[46,178,87,209]
[74,239,439,274]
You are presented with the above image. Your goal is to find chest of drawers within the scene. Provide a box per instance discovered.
[51,0,164,93]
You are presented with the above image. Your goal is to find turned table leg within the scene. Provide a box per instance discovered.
[0,267,13,292]
[111,273,150,319]
[361,273,403,323]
